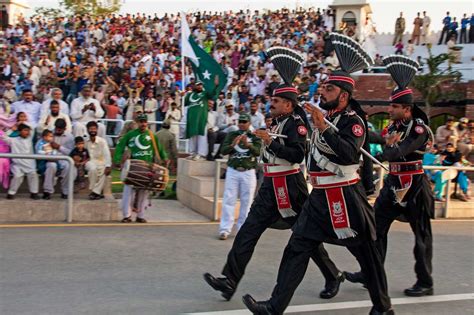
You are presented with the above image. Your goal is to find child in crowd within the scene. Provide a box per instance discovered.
[35,129,58,175]
[0,124,39,199]
[9,112,29,137]
[70,136,90,190]
[395,39,404,54]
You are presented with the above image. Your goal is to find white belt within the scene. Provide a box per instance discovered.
[309,171,359,187]
[263,164,300,174]
[311,145,360,177]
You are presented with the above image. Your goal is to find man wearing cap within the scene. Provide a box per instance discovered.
[114,114,168,223]
[242,71,393,315]
[435,117,458,150]
[345,60,435,299]
[218,112,262,240]
[184,80,219,160]
[455,117,472,157]
[204,83,344,304]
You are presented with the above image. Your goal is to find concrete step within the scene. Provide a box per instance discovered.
[177,158,221,177]
[0,194,121,223]
[177,174,225,198]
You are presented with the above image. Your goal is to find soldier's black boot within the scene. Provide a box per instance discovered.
[203,273,235,301]
[369,306,395,315]
[344,270,368,288]
[404,284,433,297]
[242,294,277,315]
[319,272,345,299]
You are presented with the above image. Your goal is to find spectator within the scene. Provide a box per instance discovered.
[435,117,458,149]
[406,40,415,57]
[460,13,469,44]
[438,11,452,44]
[70,136,90,191]
[84,121,111,200]
[144,90,158,132]
[40,88,69,117]
[395,39,404,55]
[206,100,226,161]
[10,89,41,129]
[37,100,72,134]
[456,117,472,157]
[393,12,406,46]
[441,143,470,202]
[70,85,105,138]
[411,12,422,45]
[421,11,431,45]
[0,129,10,190]
[218,103,239,133]
[249,101,265,130]
[165,102,182,146]
[156,119,178,174]
[103,97,122,142]
[1,124,39,200]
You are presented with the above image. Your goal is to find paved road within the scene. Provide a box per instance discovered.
[0,220,473,315]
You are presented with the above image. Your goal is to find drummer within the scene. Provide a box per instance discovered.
[113,113,168,223]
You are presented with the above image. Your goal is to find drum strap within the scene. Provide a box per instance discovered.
[148,129,163,165]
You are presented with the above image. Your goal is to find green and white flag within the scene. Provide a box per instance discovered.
[181,14,226,94]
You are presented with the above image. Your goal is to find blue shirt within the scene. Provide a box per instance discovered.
[308,82,319,99]
[450,21,458,31]
[443,16,451,27]
[461,18,469,29]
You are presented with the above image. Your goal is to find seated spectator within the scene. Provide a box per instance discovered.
[1,124,39,199]
[249,101,265,130]
[206,100,226,161]
[70,85,106,139]
[10,89,41,129]
[436,117,458,150]
[37,100,72,134]
[0,129,11,190]
[441,143,471,202]
[40,88,69,117]
[70,136,90,191]
[84,121,111,200]
[218,103,239,133]
[456,117,472,158]
[35,129,57,175]
[41,119,74,199]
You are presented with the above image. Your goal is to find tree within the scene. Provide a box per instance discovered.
[60,0,121,16]
[411,44,462,116]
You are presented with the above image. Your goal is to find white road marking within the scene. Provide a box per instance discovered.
[185,293,474,314]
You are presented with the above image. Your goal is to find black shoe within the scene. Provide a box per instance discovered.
[203,273,235,301]
[242,294,276,315]
[61,194,68,199]
[6,194,14,200]
[136,217,147,223]
[214,154,223,160]
[344,271,368,288]
[30,193,40,200]
[320,272,345,299]
[206,155,215,161]
[404,284,433,297]
[89,192,101,200]
[121,216,132,223]
[369,307,395,315]
[42,192,51,200]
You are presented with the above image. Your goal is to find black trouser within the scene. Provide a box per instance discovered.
[374,178,434,288]
[438,26,450,44]
[222,195,339,289]
[269,234,391,314]
[470,26,474,43]
[459,28,467,44]
[207,130,226,157]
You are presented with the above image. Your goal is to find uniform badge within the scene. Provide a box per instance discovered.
[352,124,364,137]
[297,125,307,136]
[415,126,424,134]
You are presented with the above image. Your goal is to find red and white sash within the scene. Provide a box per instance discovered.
[325,187,358,239]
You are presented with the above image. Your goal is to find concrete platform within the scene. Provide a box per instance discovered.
[0,194,121,223]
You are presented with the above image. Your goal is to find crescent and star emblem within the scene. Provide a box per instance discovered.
[134,134,151,150]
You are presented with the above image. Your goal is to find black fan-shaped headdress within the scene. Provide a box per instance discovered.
[265,46,304,85]
[382,55,428,123]
[326,33,374,93]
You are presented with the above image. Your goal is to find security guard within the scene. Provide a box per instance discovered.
[218,113,262,240]
[345,56,435,297]
[204,84,342,302]
[242,74,394,314]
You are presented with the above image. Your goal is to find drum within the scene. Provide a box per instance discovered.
[120,159,169,191]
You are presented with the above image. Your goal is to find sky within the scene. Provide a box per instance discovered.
[25,0,473,34]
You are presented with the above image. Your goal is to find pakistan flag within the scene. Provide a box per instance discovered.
[181,14,226,138]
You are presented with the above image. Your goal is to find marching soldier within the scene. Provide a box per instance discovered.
[204,83,343,302]
[243,36,394,315]
[218,112,262,240]
[345,56,435,297]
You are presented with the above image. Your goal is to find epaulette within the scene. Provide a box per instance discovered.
[344,110,357,116]
[415,118,425,125]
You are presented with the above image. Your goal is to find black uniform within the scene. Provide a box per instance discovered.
[266,108,392,314]
[375,118,434,288]
[221,112,339,291]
